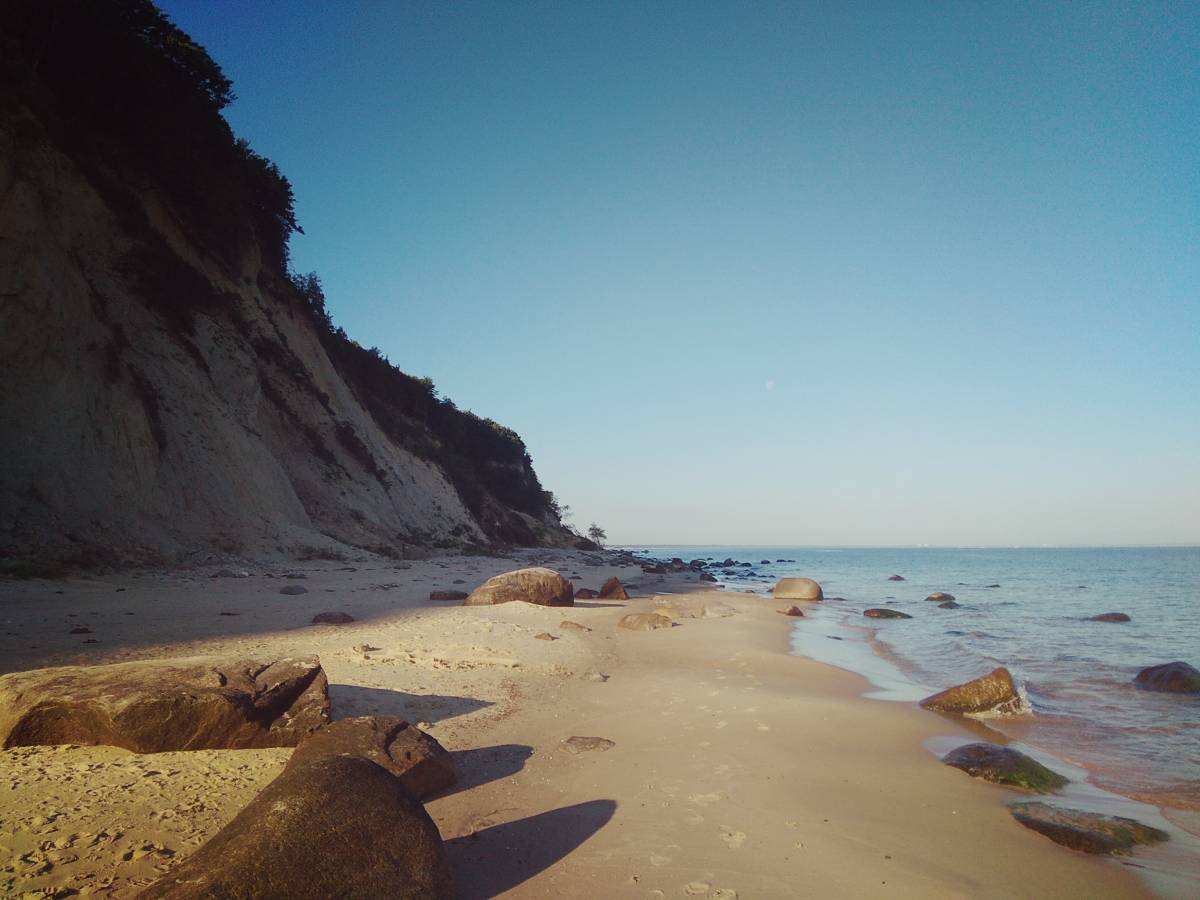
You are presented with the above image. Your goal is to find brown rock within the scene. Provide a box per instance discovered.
[139,756,452,898]
[559,620,591,632]
[699,572,718,582]
[598,576,628,600]
[942,743,1068,792]
[925,591,956,602]
[773,578,823,601]
[777,606,805,617]
[464,567,574,607]
[938,601,961,609]
[1009,802,1168,855]
[429,590,469,602]
[1134,661,1200,694]
[1090,612,1130,623]
[574,588,598,599]
[618,613,674,632]
[534,632,557,641]
[285,716,458,800]
[311,611,355,625]
[918,667,1026,716]
[887,574,905,581]
[0,656,329,751]
[864,608,912,619]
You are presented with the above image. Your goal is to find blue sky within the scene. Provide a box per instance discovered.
[158,1,1198,545]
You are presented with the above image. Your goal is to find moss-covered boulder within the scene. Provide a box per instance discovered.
[1009,802,1169,855]
[942,743,1067,792]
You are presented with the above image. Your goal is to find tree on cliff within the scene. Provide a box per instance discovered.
[587,523,607,548]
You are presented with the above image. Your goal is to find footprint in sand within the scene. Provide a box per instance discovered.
[685,883,711,896]
[711,890,738,899]
[649,854,672,867]
[720,829,747,849]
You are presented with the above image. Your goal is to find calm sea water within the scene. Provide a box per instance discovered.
[633,546,1200,815]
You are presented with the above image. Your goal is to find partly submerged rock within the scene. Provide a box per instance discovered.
[1009,802,1168,855]
[311,611,355,625]
[700,572,718,582]
[938,601,961,609]
[925,591,956,603]
[285,716,457,800]
[280,585,308,595]
[777,606,805,617]
[599,576,629,600]
[942,743,1067,793]
[773,577,823,601]
[1134,661,1200,694]
[888,574,906,581]
[864,608,912,619]
[618,613,674,631]
[0,656,329,751]
[429,590,469,602]
[464,567,574,607]
[919,667,1026,716]
[1089,612,1130,623]
[560,735,615,754]
[140,756,453,898]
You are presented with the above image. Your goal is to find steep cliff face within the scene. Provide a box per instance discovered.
[0,1,572,568]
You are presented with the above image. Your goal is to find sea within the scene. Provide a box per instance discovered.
[631,545,1200,894]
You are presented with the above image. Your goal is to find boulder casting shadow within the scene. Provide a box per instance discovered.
[445,800,617,899]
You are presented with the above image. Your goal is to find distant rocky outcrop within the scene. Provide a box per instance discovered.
[464,567,574,607]
[0,655,329,751]
[773,578,823,601]
[919,667,1026,716]
[1008,802,1168,855]
[285,716,457,800]
[941,743,1067,793]
[139,756,453,898]
[1134,661,1200,694]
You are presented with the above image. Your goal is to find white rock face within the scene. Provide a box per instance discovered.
[0,119,485,565]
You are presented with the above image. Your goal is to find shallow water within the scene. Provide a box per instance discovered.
[635,546,1199,811]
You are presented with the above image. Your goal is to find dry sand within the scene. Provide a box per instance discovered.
[0,550,1154,898]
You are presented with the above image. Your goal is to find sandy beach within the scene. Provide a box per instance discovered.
[0,550,1154,898]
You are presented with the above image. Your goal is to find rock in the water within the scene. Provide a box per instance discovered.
[559,735,615,754]
[575,588,598,599]
[919,667,1026,716]
[642,565,667,575]
[598,576,629,600]
[925,591,955,602]
[938,601,961,609]
[777,606,805,617]
[1134,661,1200,694]
[0,655,329,751]
[618,613,674,631]
[1089,612,1130,623]
[429,590,469,602]
[887,574,905,581]
[140,756,453,898]
[773,578,823,601]
[68,625,93,634]
[311,611,355,625]
[560,620,591,632]
[864,608,912,619]
[285,716,458,800]
[1009,802,1169,855]
[280,585,308,595]
[464,567,574,607]
[700,572,718,582]
[942,743,1068,792]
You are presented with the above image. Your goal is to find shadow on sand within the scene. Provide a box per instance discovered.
[438,743,535,798]
[329,684,492,724]
[445,799,617,898]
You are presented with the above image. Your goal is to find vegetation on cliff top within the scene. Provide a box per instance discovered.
[0,0,564,543]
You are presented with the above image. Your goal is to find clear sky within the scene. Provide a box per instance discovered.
[157,1,1198,546]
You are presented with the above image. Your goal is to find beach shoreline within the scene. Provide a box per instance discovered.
[0,550,1165,897]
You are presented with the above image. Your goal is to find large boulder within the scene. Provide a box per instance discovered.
[139,756,453,899]
[285,716,458,799]
[1009,802,1168,855]
[0,656,329,752]
[598,576,628,600]
[773,578,823,601]
[618,613,674,631]
[918,667,1026,716]
[942,743,1068,793]
[463,567,574,607]
[1134,661,1200,694]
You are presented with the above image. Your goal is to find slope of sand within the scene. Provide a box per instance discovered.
[0,551,1155,897]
